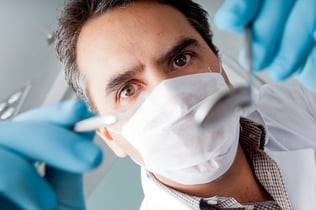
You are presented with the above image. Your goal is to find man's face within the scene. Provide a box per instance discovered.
[76,1,229,161]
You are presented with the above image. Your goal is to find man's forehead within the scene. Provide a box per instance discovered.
[81,0,193,35]
[77,0,202,73]
[104,37,200,94]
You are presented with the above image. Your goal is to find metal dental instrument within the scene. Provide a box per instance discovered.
[74,93,146,132]
[195,27,253,129]
[73,111,130,132]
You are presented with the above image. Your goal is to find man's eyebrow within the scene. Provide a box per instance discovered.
[105,38,199,96]
[157,38,200,65]
[105,68,140,96]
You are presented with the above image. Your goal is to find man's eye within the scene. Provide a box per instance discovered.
[172,53,192,69]
[118,83,140,99]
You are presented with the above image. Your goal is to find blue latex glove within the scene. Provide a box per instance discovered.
[0,99,102,210]
[214,0,316,92]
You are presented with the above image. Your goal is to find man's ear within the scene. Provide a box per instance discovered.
[96,128,127,157]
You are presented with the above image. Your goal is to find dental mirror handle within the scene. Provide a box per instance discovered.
[74,92,147,132]
[193,26,254,129]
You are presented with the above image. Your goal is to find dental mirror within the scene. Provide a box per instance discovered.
[195,27,253,129]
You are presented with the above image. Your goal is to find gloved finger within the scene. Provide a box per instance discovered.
[0,147,57,210]
[13,99,95,127]
[0,121,102,172]
[240,0,296,70]
[45,167,85,210]
[268,0,316,80]
[0,195,21,210]
[214,0,262,33]
[295,44,316,92]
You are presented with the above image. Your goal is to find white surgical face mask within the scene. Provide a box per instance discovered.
[120,72,240,185]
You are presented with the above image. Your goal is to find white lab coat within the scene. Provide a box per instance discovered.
[140,79,316,210]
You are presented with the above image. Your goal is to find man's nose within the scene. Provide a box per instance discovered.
[144,67,172,91]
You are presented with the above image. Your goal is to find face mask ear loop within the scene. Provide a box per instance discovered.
[208,55,223,74]
[98,127,114,140]
[218,53,223,74]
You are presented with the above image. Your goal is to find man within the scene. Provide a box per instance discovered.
[0,0,315,209]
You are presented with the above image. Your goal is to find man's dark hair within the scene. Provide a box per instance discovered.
[55,0,218,109]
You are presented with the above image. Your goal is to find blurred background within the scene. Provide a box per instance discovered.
[0,1,271,209]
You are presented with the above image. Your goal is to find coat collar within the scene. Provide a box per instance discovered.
[247,109,316,209]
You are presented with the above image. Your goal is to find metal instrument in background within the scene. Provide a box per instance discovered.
[0,85,31,121]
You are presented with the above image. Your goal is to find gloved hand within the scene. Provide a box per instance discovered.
[214,0,316,92]
[0,99,102,210]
